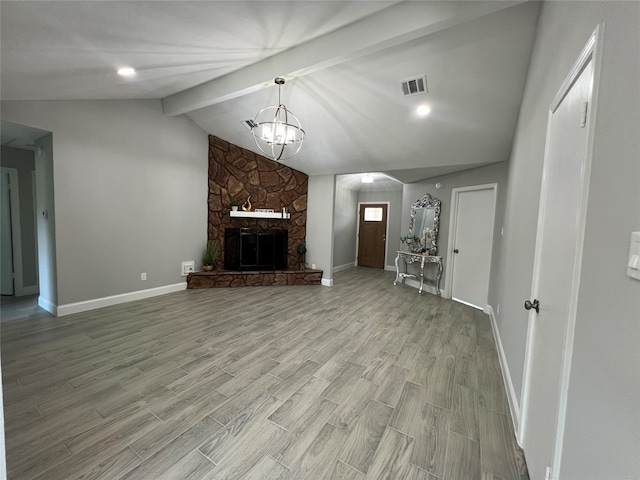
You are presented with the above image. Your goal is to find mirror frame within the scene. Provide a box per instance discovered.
[408,193,441,254]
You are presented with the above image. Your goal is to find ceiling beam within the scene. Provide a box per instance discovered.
[162,0,525,116]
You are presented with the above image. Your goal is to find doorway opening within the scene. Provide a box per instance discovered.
[0,120,55,317]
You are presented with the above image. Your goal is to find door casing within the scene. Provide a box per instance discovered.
[1,167,25,296]
[355,202,390,269]
[519,26,602,480]
[445,183,497,308]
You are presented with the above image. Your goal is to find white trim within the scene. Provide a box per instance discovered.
[1,167,25,296]
[38,295,57,315]
[384,264,396,272]
[321,278,333,287]
[487,304,522,441]
[445,183,498,305]
[32,170,39,293]
[229,211,290,219]
[553,25,602,479]
[451,297,483,310]
[56,282,187,316]
[550,30,598,113]
[333,262,355,273]
[355,201,390,269]
[519,26,603,477]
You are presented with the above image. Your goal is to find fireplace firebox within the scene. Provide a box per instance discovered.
[224,228,288,271]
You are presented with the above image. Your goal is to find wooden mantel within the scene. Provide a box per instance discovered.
[230,211,291,219]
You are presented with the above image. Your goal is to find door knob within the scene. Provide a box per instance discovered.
[524,299,540,313]
[453,249,459,253]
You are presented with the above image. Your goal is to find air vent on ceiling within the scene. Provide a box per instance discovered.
[400,75,428,96]
[241,119,258,130]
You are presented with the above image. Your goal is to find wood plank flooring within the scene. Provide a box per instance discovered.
[1,267,529,480]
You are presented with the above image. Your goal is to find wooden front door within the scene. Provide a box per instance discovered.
[357,203,387,269]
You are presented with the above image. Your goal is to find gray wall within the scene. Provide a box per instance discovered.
[333,183,358,269]
[306,174,335,284]
[491,2,640,478]
[402,161,509,292]
[1,100,208,307]
[0,147,38,288]
[357,188,403,269]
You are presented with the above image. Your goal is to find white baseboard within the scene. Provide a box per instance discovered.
[384,265,396,272]
[487,304,521,442]
[38,296,58,315]
[321,278,333,287]
[333,262,355,273]
[451,297,483,310]
[57,283,187,317]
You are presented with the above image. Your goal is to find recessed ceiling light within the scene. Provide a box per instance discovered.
[417,104,431,116]
[117,67,136,76]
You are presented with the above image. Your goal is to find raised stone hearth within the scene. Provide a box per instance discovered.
[187,269,323,289]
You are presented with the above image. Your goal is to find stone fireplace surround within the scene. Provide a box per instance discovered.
[186,135,321,288]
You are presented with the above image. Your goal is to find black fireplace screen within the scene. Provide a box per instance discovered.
[224,228,288,271]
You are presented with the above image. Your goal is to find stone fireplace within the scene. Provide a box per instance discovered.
[206,135,307,270]
[186,135,321,288]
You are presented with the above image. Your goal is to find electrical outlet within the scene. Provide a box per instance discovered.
[141,272,147,281]
[181,261,195,276]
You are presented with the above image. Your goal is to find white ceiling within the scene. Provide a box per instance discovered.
[0,1,540,183]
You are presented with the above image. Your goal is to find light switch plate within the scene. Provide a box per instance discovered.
[627,232,640,280]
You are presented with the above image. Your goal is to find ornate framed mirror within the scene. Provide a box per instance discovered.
[406,193,441,254]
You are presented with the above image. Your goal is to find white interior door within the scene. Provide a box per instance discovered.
[1,171,15,295]
[449,185,496,309]
[520,33,598,480]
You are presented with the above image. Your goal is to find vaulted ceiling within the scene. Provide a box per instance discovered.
[1,1,540,183]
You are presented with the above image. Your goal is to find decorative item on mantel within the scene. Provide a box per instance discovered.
[202,240,219,272]
[230,198,240,211]
[242,195,252,212]
[297,244,307,271]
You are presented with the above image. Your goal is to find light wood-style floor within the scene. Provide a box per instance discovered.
[1,267,529,480]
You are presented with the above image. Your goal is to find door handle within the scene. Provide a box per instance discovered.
[453,249,459,253]
[524,299,540,313]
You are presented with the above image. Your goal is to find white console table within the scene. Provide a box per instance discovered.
[394,251,443,295]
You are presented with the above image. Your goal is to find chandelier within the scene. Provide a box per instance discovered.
[251,77,305,161]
